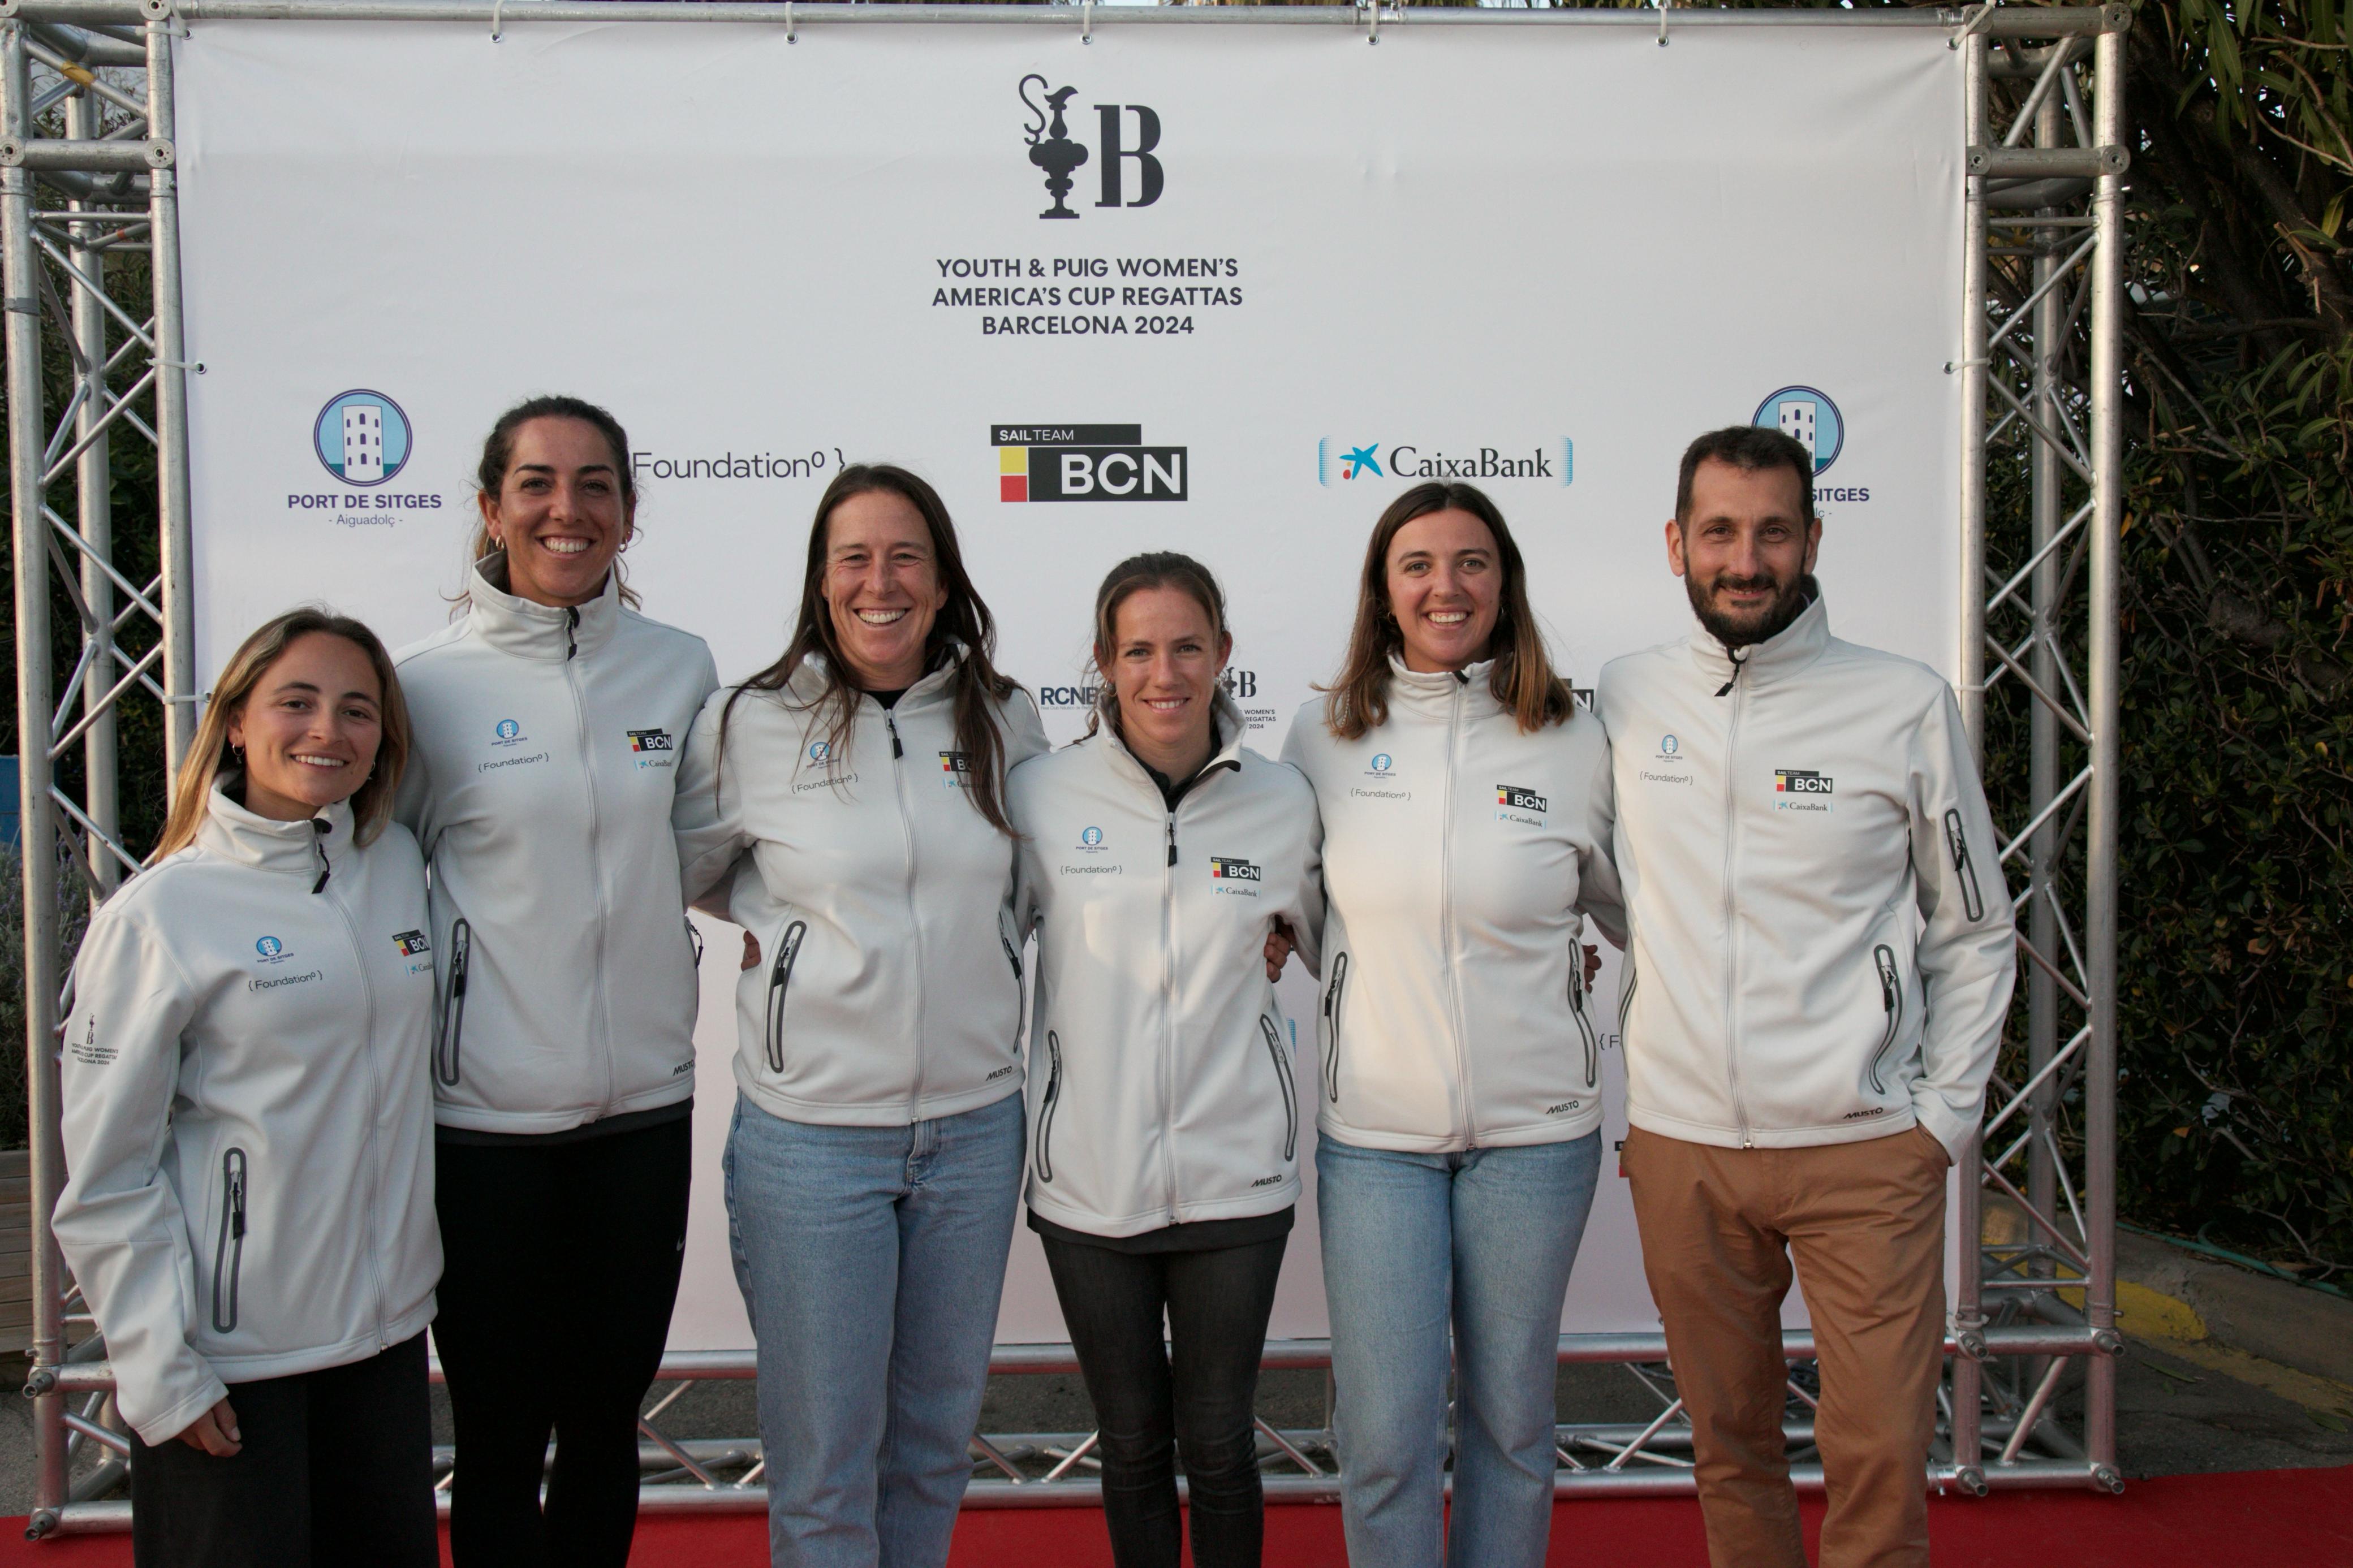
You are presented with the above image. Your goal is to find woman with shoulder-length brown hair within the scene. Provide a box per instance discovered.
[1280,482,1624,1568]
[56,607,443,1568]
[671,462,1049,1568]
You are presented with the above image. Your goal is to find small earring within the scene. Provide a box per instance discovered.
[231,743,245,766]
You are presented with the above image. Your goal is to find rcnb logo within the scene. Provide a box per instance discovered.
[313,390,411,487]
[996,424,1187,503]
[1019,75,1162,220]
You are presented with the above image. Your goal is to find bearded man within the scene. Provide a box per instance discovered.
[1596,426,2017,1568]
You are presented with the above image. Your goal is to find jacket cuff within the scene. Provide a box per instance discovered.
[124,1362,230,1448]
[1912,1096,1976,1164]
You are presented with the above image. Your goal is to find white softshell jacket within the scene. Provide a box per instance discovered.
[55,787,441,1445]
[1009,696,1324,1238]
[1282,660,1626,1153]
[671,651,1050,1126]
[394,556,719,1134]
[1595,591,2017,1157]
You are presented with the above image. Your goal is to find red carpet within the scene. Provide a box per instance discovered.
[4,1466,2348,1564]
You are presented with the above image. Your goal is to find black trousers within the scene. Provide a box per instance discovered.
[1040,1234,1289,1568]
[433,1116,692,1568]
[127,1332,436,1568]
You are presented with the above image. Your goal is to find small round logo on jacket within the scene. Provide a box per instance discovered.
[1081,826,1104,848]
[1661,735,1679,755]
[809,740,832,763]
[495,719,521,741]
[1370,753,1393,773]
[312,389,412,487]
[256,936,282,958]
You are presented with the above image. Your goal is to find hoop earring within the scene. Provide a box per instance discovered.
[231,744,245,767]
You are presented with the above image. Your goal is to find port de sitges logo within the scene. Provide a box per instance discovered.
[295,389,442,521]
[314,390,411,486]
[996,424,1187,502]
[1318,438,1571,486]
[1020,75,1162,219]
[1753,387,1870,506]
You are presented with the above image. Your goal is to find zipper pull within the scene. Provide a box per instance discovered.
[1715,649,1748,698]
[886,712,904,759]
[310,817,332,895]
[566,605,580,660]
[1165,817,1177,867]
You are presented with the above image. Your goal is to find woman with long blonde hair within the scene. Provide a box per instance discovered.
[56,607,442,1567]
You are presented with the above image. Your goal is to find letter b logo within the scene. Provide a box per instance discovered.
[1095,105,1163,208]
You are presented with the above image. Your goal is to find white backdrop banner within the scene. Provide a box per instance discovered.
[173,15,1965,1350]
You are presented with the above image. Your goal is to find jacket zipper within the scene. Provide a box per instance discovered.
[764,919,809,1074]
[885,707,930,1120]
[322,874,391,1344]
[210,1147,247,1333]
[1944,809,1986,922]
[1568,960,1599,1090]
[1159,793,1181,1219]
[1320,952,1350,1105]
[564,615,614,1117]
[1722,673,1754,1146]
[1035,1029,1063,1183]
[1260,1014,1298,1161]
[1439,680,1476,1147]
[436,918,471,1088]
[1867,943,1906,1094]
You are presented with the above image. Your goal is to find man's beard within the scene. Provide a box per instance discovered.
[1687,569,1813,650]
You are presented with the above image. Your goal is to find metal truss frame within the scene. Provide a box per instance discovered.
[1,0,2128,1536]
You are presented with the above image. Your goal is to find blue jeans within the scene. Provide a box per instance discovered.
[724,1091,1025,1568]
[1316,1131,1602,1568]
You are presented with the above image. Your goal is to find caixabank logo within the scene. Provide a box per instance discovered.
[996,424,1187,502]
[1317,438,1571,487]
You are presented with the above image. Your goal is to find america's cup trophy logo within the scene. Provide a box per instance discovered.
[1020,74,1089,220]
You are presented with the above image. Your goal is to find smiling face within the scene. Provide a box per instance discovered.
[226,632,385,822]
[820,487,950,692]
[1667,456,1821,648]
[479,415,632,609]
[1100,584,1230,779]
[1385,508,1503,673]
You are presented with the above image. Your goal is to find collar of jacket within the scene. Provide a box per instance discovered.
[785,640,971,715]
[1384,654,1503,723]
[464,550,622,662]
[1687,584,1830,693]
[197,775,356,878]
[1090,689,1249,797]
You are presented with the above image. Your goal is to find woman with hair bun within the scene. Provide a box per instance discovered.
[394,395,719,1566]
[1282,482,1622,1568]
[57,607,441,1567]
[1006,551,1322,1568]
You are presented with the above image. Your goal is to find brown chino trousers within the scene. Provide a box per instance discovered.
[1622,1124,1950,1568]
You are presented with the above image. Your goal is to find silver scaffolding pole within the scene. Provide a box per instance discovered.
[0,1,2128,1532]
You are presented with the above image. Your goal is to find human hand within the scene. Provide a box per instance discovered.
[740,931,761,972]
[1265,919,1296,982]
[176,1397,241,1457]
[1583,944,1601,988]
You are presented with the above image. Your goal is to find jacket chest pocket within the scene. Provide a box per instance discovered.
[210,1147,249,1333]
[1260,1016,1298,1160]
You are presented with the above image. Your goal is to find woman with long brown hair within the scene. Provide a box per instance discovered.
[1281,482,1623,1568]
[394,395,720,1566]
[671,463,1048,1568]
[57,607,441,1567]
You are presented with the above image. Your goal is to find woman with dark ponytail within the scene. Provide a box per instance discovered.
[393,396,719,1566]
[671,463,1048,1567]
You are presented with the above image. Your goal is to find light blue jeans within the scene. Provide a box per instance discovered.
[1316,1130,1602,1568]
[723,1091,1025,1568]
